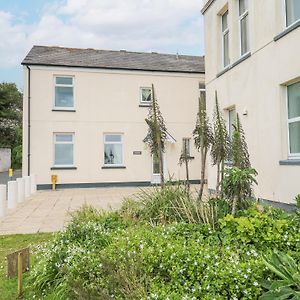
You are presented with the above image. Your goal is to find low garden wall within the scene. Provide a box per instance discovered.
[0,148,11,172]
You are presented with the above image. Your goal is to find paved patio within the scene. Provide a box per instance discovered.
[0,187,143,235]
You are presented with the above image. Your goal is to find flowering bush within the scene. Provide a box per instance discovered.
[26,205,300,299]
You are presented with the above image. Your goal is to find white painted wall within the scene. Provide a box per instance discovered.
[23,66,204,186]
[203,0,300,203]
[0,148,11,172]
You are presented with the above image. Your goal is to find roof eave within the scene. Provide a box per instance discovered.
[21,62,205,74]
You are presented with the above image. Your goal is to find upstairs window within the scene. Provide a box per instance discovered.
[239,0,249,56]
[286,0,300,27]
[104,134,124,166]
[55,76,74,109]
[140,87,152,105]
[287,82,300,158]
[222,11,230,68]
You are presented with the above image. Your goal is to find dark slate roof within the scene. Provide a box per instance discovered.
[22,45,205,74]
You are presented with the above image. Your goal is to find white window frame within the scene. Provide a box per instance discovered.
[53,133,75,167]
[221,11,230,68]
[238,0,250,57]
[103,133,124,166]
[286,84,300,159]
[54,76,75,110]
[284,0,300,28]
[140,87,153,105]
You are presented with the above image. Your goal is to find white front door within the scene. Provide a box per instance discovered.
[151,153,162,184]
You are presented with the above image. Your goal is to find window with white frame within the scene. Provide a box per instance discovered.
[222,11,230,67]
[104,134,124,165]
[287,82,300,158]
[228,107,236,140]
[54,133,74,166]
[239,0,249,56]
[54,76,74,109]
[140,87,152,104]
[182,138,191,157]
[285,0,300,27]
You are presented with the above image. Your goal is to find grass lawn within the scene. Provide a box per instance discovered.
[0,233,54,299]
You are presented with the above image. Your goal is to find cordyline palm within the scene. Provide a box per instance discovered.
[193,92,213,200]
[179,139,193,191]
[144,84,167,188]
[211,91,230,196]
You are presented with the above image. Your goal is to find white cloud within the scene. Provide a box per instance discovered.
[0,0,204,68]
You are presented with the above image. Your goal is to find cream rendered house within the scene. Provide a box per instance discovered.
[202,0,300,203]
[21,46,205,189]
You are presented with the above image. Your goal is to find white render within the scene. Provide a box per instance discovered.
[202,0,300,203]
[22,65,205,187]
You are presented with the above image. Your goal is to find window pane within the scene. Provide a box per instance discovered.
[239,0,247,16]
[142,88,152,102]
[104,144,123,164]
[153,154,160,174]
[222,11,228,31]
[289,121,300,154]
[105,135,122,142]
[55,86,74,107]
[288,82,300,119]
[223,32,230,67]
[56,134,73,142]
[56,77,73,85]
[182,138,191,156]
[55,144,73,165]
[286,0,300,26]
[241,15,249,55]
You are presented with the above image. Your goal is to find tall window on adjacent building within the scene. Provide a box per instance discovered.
[54,133,74,166]
[239,0,249,56]
[54,77,74,109]
[104,134,124,165]
[286,0,300,27]
[222,11,230,68]
[287,82,300,158]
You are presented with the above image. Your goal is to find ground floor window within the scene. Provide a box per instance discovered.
[54,133,74,166]
[287,81,300,157]
[104,134,123,165]
[228,107,236,140]
[182,138,191,157]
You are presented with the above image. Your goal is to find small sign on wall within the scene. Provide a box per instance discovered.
[133,151,142,155]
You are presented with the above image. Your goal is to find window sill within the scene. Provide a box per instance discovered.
[139,103,151,107]
[279,160,300,166]
[274,19,300,42]
[217,52,251,78]
[52,109,76,112]
[102,166,126,169]
[51,167,77,170]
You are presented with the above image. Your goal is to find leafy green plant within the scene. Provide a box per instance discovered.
[193,92,213,199]
[144,84,167,188]
[260,251,300,300]
[223,167,258,216]
[210,91,230,196]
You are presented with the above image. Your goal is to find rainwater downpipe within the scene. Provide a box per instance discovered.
[26,66,31,176]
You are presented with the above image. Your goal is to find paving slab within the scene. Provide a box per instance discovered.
[0,187,143,235]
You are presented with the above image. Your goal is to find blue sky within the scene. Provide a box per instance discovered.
[0,0,204,90]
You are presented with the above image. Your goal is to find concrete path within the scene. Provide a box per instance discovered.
[0,187,143,235]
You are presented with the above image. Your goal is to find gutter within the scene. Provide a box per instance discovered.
[26,66,31,176]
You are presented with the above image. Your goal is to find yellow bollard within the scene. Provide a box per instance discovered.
[51,175,57,191]
[9,168,13,180]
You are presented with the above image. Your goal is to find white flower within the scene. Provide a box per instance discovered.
[253,281,258,286]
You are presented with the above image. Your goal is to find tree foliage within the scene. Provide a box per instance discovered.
[144,84,167,187]
[210,92,230,194]
[193,92,213,199]
[0,82,22,148]
[231,113,251,169]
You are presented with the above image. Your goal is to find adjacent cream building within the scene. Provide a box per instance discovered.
[22,46,205,189]
[202,0,300,203]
